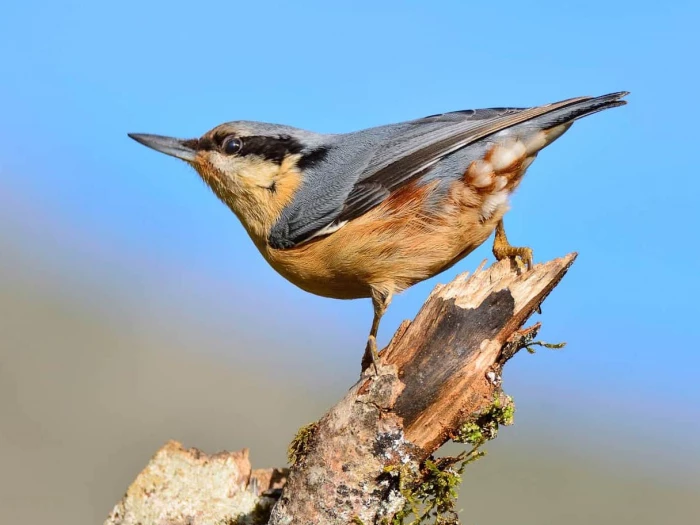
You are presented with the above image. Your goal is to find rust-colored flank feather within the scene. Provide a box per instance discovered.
[264,124,573,302]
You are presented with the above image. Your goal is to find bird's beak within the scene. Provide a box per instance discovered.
[128,133,197,162]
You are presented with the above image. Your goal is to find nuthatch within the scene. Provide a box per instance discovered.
[129,91,627,371]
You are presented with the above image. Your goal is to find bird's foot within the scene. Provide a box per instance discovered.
[492,220,533,272]
[493,242,533,272]
[492,220,540,312]
[361,335,380,375]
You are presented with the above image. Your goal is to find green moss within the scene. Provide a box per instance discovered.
[383,455,475,525]
[379,395,515,524]
[383,463,420,523]
[411,459,464,523]
[220,499,272,525]
[287,421,319,467]
[524,339,567,354]
[318,396,519,524]
[248,500,273,524]
[364,395,520,524]
[454,394,515,447]
[453,422,484,446]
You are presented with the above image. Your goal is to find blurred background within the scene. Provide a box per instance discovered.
[1,1,699,523]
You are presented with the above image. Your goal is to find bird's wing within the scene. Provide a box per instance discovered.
[333,107,529,225]
[268,93,627,248]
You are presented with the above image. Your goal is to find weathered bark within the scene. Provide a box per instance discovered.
[105,440,288,525]
[105,254,576,525]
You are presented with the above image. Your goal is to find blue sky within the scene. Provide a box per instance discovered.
[1,1,699,453]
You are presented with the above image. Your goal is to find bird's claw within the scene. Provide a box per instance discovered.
[493,244,533,272]
[361,335,380,375]
[492,219,534,272]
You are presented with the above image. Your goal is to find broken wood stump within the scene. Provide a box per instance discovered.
[105,253,576,525]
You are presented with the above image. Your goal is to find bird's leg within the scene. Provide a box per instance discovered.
[361,289,393,374]
[492,218,533,271]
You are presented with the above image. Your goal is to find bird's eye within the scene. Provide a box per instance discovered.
[222,136,243,155]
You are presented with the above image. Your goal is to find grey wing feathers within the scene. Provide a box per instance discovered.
[335,108,526,223]
[357,96,590,185]
[337,92,629,224]
[268,92,628,249]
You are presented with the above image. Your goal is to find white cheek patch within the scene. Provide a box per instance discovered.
[206,153,279,189]
[209,152,241,175]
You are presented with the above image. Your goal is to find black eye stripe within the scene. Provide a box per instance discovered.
[236,135,304,164]
[195,133,307,164]
[297,146,329,170]
[196,137,215,151]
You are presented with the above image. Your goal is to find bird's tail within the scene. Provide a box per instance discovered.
[517,91,628,150]
[532,91,629,130]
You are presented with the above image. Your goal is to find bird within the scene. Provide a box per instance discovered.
[128,91,628,372]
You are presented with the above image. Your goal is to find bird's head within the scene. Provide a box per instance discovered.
[128,122,330,244]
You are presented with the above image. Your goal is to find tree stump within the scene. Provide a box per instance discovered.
[105,253,576,525]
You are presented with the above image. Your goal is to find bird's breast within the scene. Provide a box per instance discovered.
[259,169,522,300]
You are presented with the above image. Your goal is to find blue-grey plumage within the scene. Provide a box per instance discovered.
[267,92,628,249]
[128,91,628,371]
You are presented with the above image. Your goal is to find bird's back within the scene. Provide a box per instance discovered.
[268,92,627,251]
[263,92,627,299]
